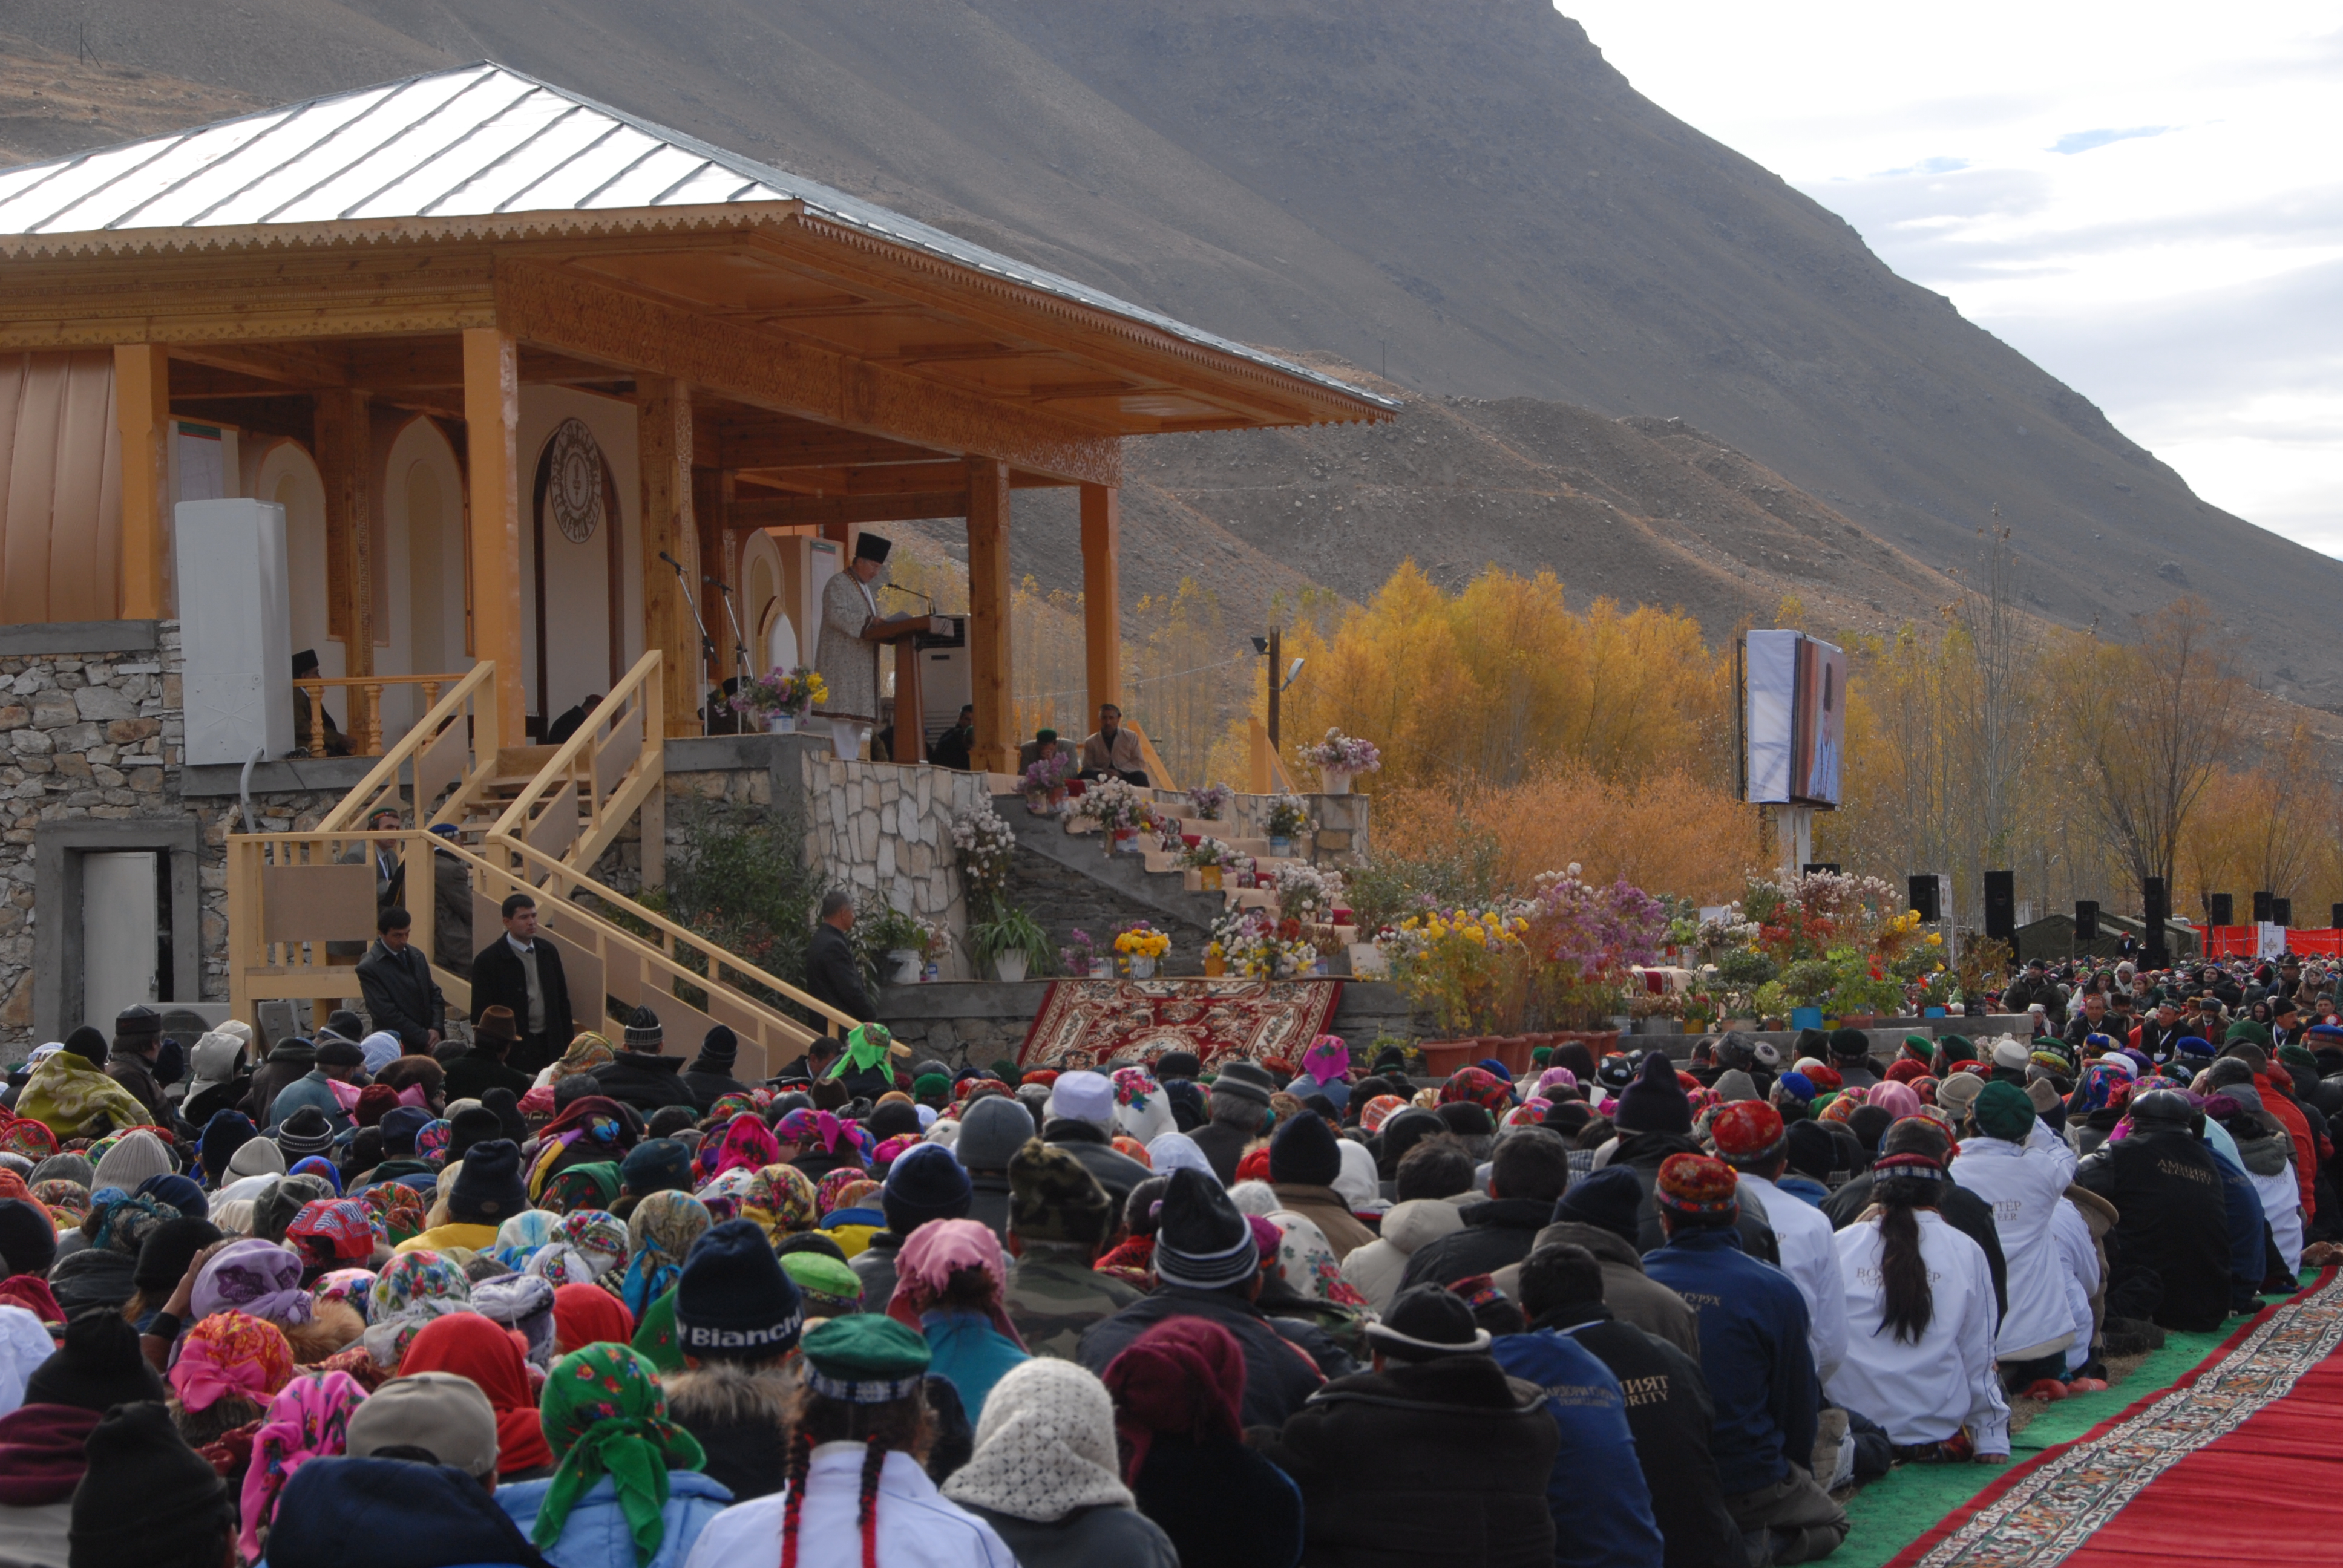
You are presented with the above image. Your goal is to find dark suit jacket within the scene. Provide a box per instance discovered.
[470,933,574,1048]
[806,923,874,1024]
[358,938,444,1050]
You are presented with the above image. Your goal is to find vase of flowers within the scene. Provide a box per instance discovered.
[1115,921,1170,979]
[1187,781,1234,822]
[730,665,827,732]
[1298,728,1381,795]
[1060,929,1099,978]
[1021,750,1077,813]
[1184,836,1233,890]
[1074,777,1151,854]
[1265,791,1311,858]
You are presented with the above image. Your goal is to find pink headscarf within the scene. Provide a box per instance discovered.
[710,1114,779,1179]
[885,1217,1027,1350]
[237,1370,366,1561]
[1868,1081,1923,1121]
[168,1309,293,1413]
[1300,1034,1349,1087]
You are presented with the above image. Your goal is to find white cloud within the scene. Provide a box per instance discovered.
[1561,1,2343,551]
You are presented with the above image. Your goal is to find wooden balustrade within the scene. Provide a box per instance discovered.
[295,671,475,757]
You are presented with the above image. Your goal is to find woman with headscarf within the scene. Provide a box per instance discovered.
[702,1113,780,1184]
[525,1209,631,1292]
[1284,1034,1354,1114]
[528,1096,640,1203]
[360,1248,471,1369]
[623,1191,712,1318]
[545,1162,624,1215]
[886,1218,1029,1421]
[496,1208,565,1272]
[554,1282,638,1357]
[168,1308,295,1453]
[191,1236,313,1329]
[1101,1316,1305,1568]
[498,1343,725,1568]
[402,1310,560,1479]
[540,1031,620,1090]
[1257,1210,1371,1362]
[738,1164,821,1244]
[1110,1068,1176,1146]
[940,1359,1177,1568]
[776,1107,871,1183]
[236,1368,367,1563]
[285,1198,379,1283]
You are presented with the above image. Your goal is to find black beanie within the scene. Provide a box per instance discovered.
[865,1100,922,1141]
[1269,1110,1342,1186]
[1612,1052,1691,1135]
[132,1217,222,1295]
[1378,1108,1446,1169]
[1155,1051,1201,1081]
[1784,1119,1843,1183]
[448,1107,503,1165]
[1828,1027,1872,1062]
[1552,1166,1643,1244]
[275,1106,336,1160]
[448,1140,528,1224]
[675,1218,804,1360]
[0,1197,59,1278]
[479,1088,527,1144]
[881,1144,973,1237]
[1152,1168,1257,1291]
[25,1308,169,1413]
[695,1025,738,1069]
[63,1026,109,1067]
[71,1402,232,1566]
[199,1110,260,1184]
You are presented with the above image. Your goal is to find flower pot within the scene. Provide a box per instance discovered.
[1199,865,1224,890]
[1204,953,1227,976]
[765,713,798,734]
[1473,1034,1539,1076]
[1789,1006,1824,1031]
[1181,834,1202,848]
[886,949,923,985]
[1417,1038,1482,1077]
[1267,835,1293,858]
[1129,955,1158,979]
[1546,1028,1622,1060]
[994,950,1029,984]
[1319,768,1352,795]
[1116,830,1145,855]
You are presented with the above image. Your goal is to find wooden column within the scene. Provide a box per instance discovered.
[462,327,526,746]
[639,377,701,737]
[114,345,170,619]
[314,390,375,750]
[966,457,1014,775]
[892,626,925,764]
[1080,483,1121,728]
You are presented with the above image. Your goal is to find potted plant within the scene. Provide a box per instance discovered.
[862,900,933,985]
[1272,862,1343,922]
[1297,728,1381,795]
[1060,928,1100,978]
[730,664,827,733]
[1115,921,1172,979]
[1021,750,1077,813]
[1184,835,1235,889]
[1265,792,1311,858]
[1187,781,1233,822]
[970,903,1050,984]
[949,802,1018,913]
[1074,777,1151,853]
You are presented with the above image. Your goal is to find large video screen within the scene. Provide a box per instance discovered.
[1745,629,1845,806]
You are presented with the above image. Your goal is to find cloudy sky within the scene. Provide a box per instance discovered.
[1562,1,2343,555]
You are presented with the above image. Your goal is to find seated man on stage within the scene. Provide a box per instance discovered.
[1018,727,1078,772]
[929,704,976,770]
[1080,703,1149,786]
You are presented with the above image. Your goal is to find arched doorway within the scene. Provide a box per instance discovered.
[252,439,333,686]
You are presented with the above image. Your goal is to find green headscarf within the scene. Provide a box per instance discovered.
[630,1285,683,1373]
[828,1023,899,1086]
[545,1161,623,1215]
[533,1344,705,1563]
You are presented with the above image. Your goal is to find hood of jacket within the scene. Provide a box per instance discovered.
[1381,1197,1472,1255]
[1308,1353,1545,1418]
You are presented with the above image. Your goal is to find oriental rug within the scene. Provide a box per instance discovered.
[1018,977,1342,1071]
[1885,1267,2343,1567]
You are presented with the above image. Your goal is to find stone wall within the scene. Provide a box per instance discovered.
[797,743,990,981]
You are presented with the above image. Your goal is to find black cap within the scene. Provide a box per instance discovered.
[854,532,892,563]
[676,1218,804,1361]
[1269,1111,1341,1186]
[1612,1051,1691,1135]
[62,1027,108,1067]
[1366,1285,1492,1362]
[70,1402,232,1568]
[1552,1166,1642,1244]
[448,1140,528,1223]
[25,1309,169,1413]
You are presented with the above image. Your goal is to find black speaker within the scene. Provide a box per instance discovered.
[2254,890,2273,924]
[2332,903,2342,932]
[2209,893,2234,927]
[2273,898,2292,928]
[1802,863,1840,876]
[2143,877,2169,966]
[1984,870,2016,942]
[1908,876,1941,923]
[2074,900,2099,940]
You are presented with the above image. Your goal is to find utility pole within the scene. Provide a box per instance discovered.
[1267,626,1282,752]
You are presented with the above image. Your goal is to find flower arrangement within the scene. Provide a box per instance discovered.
[1518,865,1670,1029]
[1731,871,1944,1020]
[1114,923,1172,961]
[1273,863,1345,921]
[1265,792,1312,842]
[1182,836,1236,868]
[1298,728,1381,776]
[1187,782,1234,820]
[1073,777,1152,834]
[1378,904,1532,1035]
[949,803,1018,917]
[1060,928,1099,976]
[1211,907,1318,978]
[730,664,827,723]
[1021,750,1077,803]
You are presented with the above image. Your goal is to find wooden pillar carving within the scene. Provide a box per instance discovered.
[966,457,1014,776]
[639,377,701,737]
[1080,483,1121,728]
[315,389,375,748]
[462,327,526,746]
[114,345,170,619]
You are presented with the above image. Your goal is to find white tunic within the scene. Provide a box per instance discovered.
[1827,1209,2011,1455]
[1949,1116,2079,1360]
[2049,1197,2100,1373]
[2249,1156,2304,1276]
[683,1445,1016,1568]
[1740,1169,1849,1381]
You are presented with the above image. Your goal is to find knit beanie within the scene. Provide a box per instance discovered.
[621,1138,694,1196]
[448,1139,528,1224]
[1268,1110,1342,1186]
[0,1197,59,1278]
[274,1107,336,1161]
[955,1096,1037,1172]
[1551,1166,1642,1244]
[62,1026,109,1067]
[1205,1059,1276,1108]
[675,1218,803,1361]
[71,1401,233,1567]
[380,1106,431,1156]
[133,1218,222,1296]
[882,1143,974,1237]
[693,1025,739,1070]
[866,1100,922,1142]
[1709,1101,1787,1168]
[1971,1081,2037,1142]
[137,1173,206,1221]
[1613,1051,1692,1135]
[199,1111,259,1183]
[480,1087,527,1143]
[448,1106,502,1164]
[313,1039,365,1071]
[255,1175,332,1244]
[1152,1168,1258,1291]
[1006,1137,1113,1244]
[90,1131,174,1194]
[623,1006,663,1051]
[1712,1068,1758,1103]
[24,1308,168,1413]
[1783,1120,1843,1184]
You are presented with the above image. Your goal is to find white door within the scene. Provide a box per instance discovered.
[82,852,159,1026]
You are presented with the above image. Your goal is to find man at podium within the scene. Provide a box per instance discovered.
[813,532,893,759]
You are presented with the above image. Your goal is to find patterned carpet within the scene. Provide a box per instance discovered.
[1017,976,1342,1071]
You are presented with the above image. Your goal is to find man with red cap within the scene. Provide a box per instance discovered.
[1711,1100,1847,1383]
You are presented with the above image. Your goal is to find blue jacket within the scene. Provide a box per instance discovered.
[1490,1330,1665,1568]
[2208,1146,2270,1310]
[923,1308,1031,1423]
[1773,1175,1832,1209]
[1641,1228,1818,1497]
[497,1471,731,1568]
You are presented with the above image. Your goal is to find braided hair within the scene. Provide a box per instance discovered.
[778,1429,814,1568]
[780,1381,936,1568]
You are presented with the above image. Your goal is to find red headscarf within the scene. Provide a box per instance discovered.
[1100,1316,1247,1483]
[551,1282,636,1356]
[398,1311,555,1475]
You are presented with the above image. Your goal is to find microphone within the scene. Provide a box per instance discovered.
[658,550,684,570]
[882,582,938,609]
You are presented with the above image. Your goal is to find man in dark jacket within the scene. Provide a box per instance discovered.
[1512,1243,1743,1568]
[427,825,473,979]
[1488,1171,1703,1356]
[439,1007,532,1102]
[468,891,572,1074]
[2075,1089,2233,1331]
[805,890,874,1024]
[1081,1168,1328,1426]
[1257,1285,1561,1568]
[679,1025,753,1111]
[591,1008,698,1116]
[103,1004,169,1123]
[1187,1059,1275,1184]
[243,1034,319,1128]
[1400,1128,1575,1291]
[954,1094,1035,1240]
[357,906,444,1052]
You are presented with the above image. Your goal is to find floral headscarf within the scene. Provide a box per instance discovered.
[361,1248,471,1368]
[551,1033,618,1082]
[288,1156,344,1196]
[237,1370,365,1561]
[33,1178,90,1227]
[774,1107,870,1162]
[740,1163,819,1240]
[0,1116,57,1161]
[413,1120,453,1168]
[525,1209,629,1289]
[706,1093,758,1126]
[621,1191,710,1317]
[534,1345,706,1563]
[1265,1210,1368,1308]
[1440,1067,1512,1114]
[1357,1094,1409,1134]
[359,1181,426,1246]
[286,1200,377,1270]
[543,1161,622,1215]
[1111,1067,1175,1143]
[195,1237,315,1327]
[816,1167,877,1215]
[704,1114,778,1183]
[88,1188,175,1256]
[170,1308,295,1412]
[1300,1035,1350,1087]
[692,1166,757,1223]
[313,1268,376,1322]
[494,1209,563,1270]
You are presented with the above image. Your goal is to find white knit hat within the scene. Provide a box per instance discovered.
[90,1129,174,1192]
[942,1359,1133,1523]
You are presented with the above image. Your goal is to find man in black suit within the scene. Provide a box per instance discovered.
[470,891,574,1075]
[358,905,443,1051]
[806,889,874,1025]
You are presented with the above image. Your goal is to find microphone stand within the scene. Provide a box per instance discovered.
[660,552,718,736]
[706,574,755,684]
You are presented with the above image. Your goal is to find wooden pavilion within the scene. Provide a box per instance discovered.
[0,61,1391,769]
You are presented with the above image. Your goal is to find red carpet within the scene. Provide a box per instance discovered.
[1889,1268,2343,1567]
[1018,976,1342,1070]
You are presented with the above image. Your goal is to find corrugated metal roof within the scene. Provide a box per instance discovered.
[0,61,1395,413]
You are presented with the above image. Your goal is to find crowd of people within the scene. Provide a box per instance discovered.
[0,946,2330,1567]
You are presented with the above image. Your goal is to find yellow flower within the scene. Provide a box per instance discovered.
[1925,932,1943,946]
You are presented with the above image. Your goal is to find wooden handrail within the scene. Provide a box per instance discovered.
[318,662,500,834]
[297,672,475,757]
[488,650,663,882]
[1248,715,1297,794]
[1123,718,1180,794]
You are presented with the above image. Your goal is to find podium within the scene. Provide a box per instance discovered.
[872,613,953,764]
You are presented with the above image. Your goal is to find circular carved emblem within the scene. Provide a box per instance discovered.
[546,418,603,544]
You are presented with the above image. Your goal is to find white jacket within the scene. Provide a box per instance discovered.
[1827,1209,2010,1455]
[1739,1169,1849,1382]
[1339,1194,1472,1312]
[683,1445,1015,1568]
[1949,1117,2079,1360]
[2049,1197,2100,1373]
